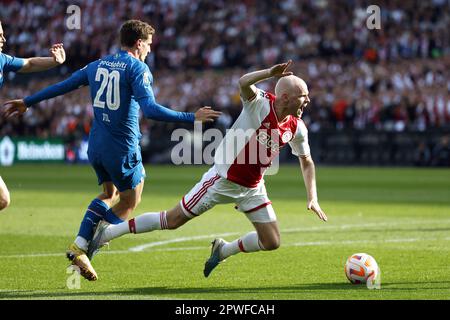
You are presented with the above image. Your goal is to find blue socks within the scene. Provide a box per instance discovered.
[75,198,124,253]
[77,199,110,241]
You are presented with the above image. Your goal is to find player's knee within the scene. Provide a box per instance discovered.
[260,236,280,251]
[0,194,10,211]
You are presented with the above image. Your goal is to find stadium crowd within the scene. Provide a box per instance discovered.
[0,0,449,164]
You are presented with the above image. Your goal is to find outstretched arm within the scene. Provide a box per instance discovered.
[299,155,328,222]
[238,60,293,101]
[138,95,195,123]
[134,70,221,123]
[18,44,66,73]
[138,95,221,123]
[2,68,88,118]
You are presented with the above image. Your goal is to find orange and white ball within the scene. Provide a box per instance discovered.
[345,253,379,284]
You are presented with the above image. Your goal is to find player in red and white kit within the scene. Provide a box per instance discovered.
[87,60,328,278]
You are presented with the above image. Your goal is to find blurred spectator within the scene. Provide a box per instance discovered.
[413,141,431,166]
[431,135,450,166]
[1,0,448,72]
[1,57,449,138]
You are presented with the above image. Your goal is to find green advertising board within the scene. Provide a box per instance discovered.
[0,136,65,166]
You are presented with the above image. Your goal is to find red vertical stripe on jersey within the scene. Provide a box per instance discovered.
[186,175,220,211]
[181,196,198,216]
[185,175,219,208]
[185,175,217,208]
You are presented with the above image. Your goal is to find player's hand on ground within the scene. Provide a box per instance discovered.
[269,60,293,78]
[2,99,28,118]
[307,199,328,222]
[194,106,222,123]
[50,43,65,64]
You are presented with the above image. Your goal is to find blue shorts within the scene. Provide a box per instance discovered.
[88,150,146,192]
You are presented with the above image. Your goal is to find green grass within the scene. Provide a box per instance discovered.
[0,164,449,300]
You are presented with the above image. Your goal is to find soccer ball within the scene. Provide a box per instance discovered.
[345,253,379,284]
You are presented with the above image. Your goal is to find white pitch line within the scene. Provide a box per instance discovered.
[129,232,239,252]
[126,223,373,251]
[282,218,450,233]
[130,219,450,252]
[292,237,450,247]
[1,219,449,259]
[0,247,207,259]
[0,252,63,259]
[1,237,449,259]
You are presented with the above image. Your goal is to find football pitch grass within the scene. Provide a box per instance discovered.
[0,164,449,300]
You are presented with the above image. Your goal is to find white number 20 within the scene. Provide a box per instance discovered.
[93,68,121,110]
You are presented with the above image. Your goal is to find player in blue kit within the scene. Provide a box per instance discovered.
[3,20,221,280]
[0,20,66,211]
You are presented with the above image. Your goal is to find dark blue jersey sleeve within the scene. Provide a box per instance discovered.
[130,63,195,123]
[1,53,25,72]
[24,67,89,107]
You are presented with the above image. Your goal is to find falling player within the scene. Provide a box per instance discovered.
[87,60,328,278]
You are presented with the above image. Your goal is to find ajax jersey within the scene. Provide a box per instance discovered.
[214,88,310,188]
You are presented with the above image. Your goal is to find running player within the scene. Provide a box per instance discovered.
[2,20,221,280]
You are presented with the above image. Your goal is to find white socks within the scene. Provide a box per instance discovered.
[94,212,265,263]
[75,236,89,252]
[221,231,264,260]
[103,211,168,242]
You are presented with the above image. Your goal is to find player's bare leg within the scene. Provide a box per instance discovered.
[110,180,144,221]
[204,206,279,277]
[97,182,120,208]
[166,203,191,229]
[0,176,11,211]
[252,221,280,251]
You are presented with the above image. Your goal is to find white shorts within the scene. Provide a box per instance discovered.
[180,167,276,223]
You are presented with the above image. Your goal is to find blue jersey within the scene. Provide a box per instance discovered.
[82,50,160,155]
[0,53,25,89]
[24,50,194,155]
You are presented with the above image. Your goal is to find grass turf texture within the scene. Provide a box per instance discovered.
[0,164,449,300]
